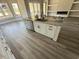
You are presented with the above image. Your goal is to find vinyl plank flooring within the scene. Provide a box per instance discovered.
[0,21,79,59]
[57,20,79,55]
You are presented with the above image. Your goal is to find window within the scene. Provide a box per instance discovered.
[0,4,4,17]
[0,3,12,16]
[29,3,35,19]
[37,3,41,17]
[0,8,4,17]
[43,3,46,15]
[34,3,38,15]
[0,3,12,18]
[0,3,21,18]
[12,3,21,16]
[29,2,41,20]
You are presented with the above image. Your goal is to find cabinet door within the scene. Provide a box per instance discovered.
[40,23,46,35]
[33,22,41,33]
[46,24,54,38]
[33,22,46,35]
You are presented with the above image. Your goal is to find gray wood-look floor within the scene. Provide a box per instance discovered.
[0,21,79,59]
[57,18,79,56]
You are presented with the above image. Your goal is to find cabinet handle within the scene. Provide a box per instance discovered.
[49,29,52,30]
[5,47,8,51]
[37,25,40,28]
[49,26,53,27]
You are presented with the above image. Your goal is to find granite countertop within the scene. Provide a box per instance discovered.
[34,20,63,26]
[0,17,23,25]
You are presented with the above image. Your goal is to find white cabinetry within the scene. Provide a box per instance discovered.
[40,23,46,35]
[33,22,46,35]
[33,22,41,33]
[46,24,54,38]
[53,26,61,41]
[33,21,61,41]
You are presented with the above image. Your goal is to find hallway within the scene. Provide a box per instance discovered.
[0,21,78,59]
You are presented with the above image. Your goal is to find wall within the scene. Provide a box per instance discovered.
[16,0,28,18]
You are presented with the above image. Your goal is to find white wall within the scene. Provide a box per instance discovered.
[16,0,28,18]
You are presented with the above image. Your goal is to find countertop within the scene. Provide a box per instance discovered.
[34,20,63,26]
[0,17,24,25]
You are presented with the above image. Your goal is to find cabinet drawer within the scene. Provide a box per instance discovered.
[48,25,53,30]
[46,24,54,38]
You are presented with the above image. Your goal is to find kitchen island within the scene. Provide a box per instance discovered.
[33,20,63,41]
